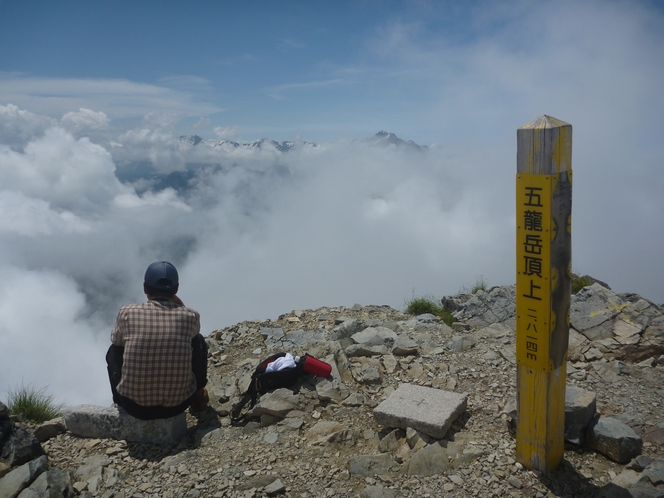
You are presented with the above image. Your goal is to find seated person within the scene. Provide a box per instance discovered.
[106,261,208,420]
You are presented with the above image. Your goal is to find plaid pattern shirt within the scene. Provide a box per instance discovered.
[111,298,201,407]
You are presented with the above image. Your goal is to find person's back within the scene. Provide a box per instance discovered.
[106,261,208,420]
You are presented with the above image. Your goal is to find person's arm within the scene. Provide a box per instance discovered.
[110,309,126,346]
[170,294,184,306]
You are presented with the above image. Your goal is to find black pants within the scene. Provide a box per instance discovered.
[106,334,208,420]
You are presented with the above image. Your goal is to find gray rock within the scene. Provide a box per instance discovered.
[392,335,419,356]
[264,477,286,494]
[64,405,186,443]
[345,344,390,357]
[571,284,625,334]
[447,335,477,352]
[400,442,451,476]
[252,389,301,418]
[74,454,108,477]
[405,427,431,449]
[18,468,74,498]
[33,418,67,442]
[364,484,398,498]
[373,383,467,439]
[452,286,516,328]
[315,378,350,403]
[161,450,197,470]
[586,415,643,463]
[451,446,485,469]
[355,364,382,385]
[236,474,278,491]
[378,430,400,453]
[283,329,325,347]
[0,403,7,418]
[348,454,394,477]
[565,386,596,444]
[342,393,365,407]
[330,320,362,340]
[643,460,664,486]
[0,425,45,467]
[307,420,343,440]
[415,314,439,323]
[0,455,48,498]
[351,327,398,348]
[260,327,285,348]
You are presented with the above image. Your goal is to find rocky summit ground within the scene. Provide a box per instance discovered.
[8,284,664,497]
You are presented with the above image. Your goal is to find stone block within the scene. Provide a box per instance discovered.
[64,405,186,444]
[373,384,467,439]
[565,386,596,444]
[586,415,643,463]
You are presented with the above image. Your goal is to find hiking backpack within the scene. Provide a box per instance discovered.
[230,352,331,422]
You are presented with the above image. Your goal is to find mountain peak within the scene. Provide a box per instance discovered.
[364,131,428,151]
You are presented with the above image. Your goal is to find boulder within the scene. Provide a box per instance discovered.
[0,455,48,498]
[21,467,74,497]
[586,415,643,463]
[34,417,67,443]
[452,286,516,328]
[565,386,596,445]
[64,405,186,444]
[0,424,45,467]
[252,389,301,418]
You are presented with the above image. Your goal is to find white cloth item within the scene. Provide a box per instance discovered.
[265,353,296,373]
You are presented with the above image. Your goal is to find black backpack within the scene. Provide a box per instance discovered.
[231,352,307,422]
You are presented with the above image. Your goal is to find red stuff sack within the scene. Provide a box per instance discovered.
[299,354,332,377]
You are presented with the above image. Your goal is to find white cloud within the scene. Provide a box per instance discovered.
[0,103,57,150]
[213,126,239,140]
[0,266,110,406]
[112,188,192,211]
[0,191,91,236]
[61,108,110,134]
[0,127,129,214]
[0,75,222,120]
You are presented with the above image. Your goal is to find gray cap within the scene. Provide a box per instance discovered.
[144,261,179,290]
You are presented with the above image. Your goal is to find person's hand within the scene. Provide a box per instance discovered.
[170,294,184,305]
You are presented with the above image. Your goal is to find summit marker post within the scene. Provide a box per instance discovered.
[515,115,572,472]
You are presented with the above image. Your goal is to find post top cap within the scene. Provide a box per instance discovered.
[520,115,571,130]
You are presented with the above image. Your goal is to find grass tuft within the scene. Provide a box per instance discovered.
[572,274,595,294]
[470,276,488,294]
[404,295,455,326]
[7,383,66,424]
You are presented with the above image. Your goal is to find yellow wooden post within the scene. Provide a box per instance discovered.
[515,115,572,472]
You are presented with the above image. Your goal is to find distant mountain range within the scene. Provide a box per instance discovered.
[177,131,427,153]
[115,131,427,197]
[177,135,317,153]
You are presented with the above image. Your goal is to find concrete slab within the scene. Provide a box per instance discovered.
[373,383,467,439]
[64,405,186,444]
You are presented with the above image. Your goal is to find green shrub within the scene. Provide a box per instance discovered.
[404,296,455,326]
[572,274,594,294]
[7,384,66,423]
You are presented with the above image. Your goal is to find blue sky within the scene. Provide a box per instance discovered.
[1,0,664,404]
[7,0,661,143]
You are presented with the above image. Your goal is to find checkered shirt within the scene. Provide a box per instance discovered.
[111,298,200,407]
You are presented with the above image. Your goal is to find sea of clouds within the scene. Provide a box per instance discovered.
[0,104,521,405]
